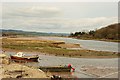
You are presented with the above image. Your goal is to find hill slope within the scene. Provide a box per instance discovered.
[94,23,119,40]
[70,23,120,40]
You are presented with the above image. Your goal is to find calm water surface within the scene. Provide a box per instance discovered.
[40,37,119,52]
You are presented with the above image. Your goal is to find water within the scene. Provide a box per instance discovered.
[38,54,118,78]
[40,37,119,52]
[7,52,118,78]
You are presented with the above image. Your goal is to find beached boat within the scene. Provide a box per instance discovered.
[39,64,75,72]
[10,52,39,62]
[39,66,71,72]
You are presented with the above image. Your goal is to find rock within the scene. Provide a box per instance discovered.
[3,63,48,78]
[2,58,10,65]
[0,54,7,58]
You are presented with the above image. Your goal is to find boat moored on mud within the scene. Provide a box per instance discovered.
[39,64,75,72]
[10,52,39,62]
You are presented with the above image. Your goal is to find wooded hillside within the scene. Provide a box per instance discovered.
[70,23,120,40]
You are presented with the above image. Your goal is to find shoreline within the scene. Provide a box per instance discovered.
[2,37,119,58]
[68,37,120,43]
[1,50,118,78]
[3,49,119,59]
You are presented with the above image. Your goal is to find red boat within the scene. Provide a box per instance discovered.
[10,52,39,62]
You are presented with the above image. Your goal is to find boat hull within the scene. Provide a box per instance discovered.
[39,66,71,72]
[10,56,39,62]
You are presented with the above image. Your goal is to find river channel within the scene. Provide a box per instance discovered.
[4,37,119,78]
[40,37,119,52]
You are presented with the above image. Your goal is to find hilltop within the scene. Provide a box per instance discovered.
[70,23,120,42]
[94,23,119,40]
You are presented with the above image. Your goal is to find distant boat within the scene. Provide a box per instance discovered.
[10,52,39,62]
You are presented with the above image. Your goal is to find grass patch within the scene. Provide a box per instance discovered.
[2,38,118,58]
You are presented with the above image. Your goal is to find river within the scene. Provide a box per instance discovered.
[37,54,118,78]
[40,37,119,52]
[5,37,119,78]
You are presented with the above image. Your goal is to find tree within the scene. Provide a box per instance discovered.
[89,30,95,36]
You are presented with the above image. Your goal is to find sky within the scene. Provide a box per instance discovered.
[1,2,118,33]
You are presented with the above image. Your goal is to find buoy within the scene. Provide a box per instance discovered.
[68,64,72,68]
[71,67,75,72]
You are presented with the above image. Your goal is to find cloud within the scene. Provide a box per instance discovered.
[2,16,118,33]
[3,6,62,18]
[2,3,118,33]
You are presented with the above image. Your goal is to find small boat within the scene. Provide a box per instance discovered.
[39,64,75,72]
[10,52,39,62]
[39,66,71,72]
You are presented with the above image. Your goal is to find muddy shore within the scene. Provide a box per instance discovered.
[0,52,119,78]
[0,53,49,78]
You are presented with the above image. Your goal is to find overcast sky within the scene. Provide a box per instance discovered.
[1,2,118,33]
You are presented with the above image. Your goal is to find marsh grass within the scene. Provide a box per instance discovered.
[2,38,118,58]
